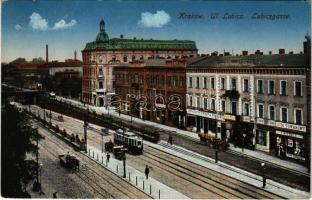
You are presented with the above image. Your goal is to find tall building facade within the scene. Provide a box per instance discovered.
[114,59,187,128]
[81,20,198,106]
[186,48,310,164]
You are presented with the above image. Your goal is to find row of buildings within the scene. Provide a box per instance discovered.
[82,20,310,164]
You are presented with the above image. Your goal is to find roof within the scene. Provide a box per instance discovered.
[83,38,197,51]
[188,54,306,68]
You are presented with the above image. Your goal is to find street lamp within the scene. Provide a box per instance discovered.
[39,163,43,195]
[123,150,126,178]
[261,162,266,188]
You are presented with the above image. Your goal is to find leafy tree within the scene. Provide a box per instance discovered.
[31,57,45,64]
[1,102,43,197]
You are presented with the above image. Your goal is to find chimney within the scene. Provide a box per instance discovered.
[74,50,77,60]
[242,51,248,56]
[269,51,272,55]
[279,49,285,55]
[46,44,49,63]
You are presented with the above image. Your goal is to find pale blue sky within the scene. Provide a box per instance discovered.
[1,0,311,62]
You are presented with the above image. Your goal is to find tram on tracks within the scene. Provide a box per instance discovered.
[113,129,143,155]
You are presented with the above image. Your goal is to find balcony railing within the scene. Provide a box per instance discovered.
[221,90,240,99]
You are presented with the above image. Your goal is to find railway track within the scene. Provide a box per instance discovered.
[140,145,284,199]
[36,122,151,199]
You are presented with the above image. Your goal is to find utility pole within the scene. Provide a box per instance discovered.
[84,105,88,153]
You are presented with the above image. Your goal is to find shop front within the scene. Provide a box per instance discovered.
[275,130,305,162]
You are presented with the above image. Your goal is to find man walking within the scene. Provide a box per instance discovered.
[145,165,150,180]
[106,152,110,166]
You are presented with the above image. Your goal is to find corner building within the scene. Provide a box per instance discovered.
[82,20,198,106]
[186,43,310,164]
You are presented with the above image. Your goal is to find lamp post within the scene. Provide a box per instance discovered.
[83,104,89,153]
[39,163,43,195]
[261,162,266,188]
[123,151,126,178]
[242,133,246,152]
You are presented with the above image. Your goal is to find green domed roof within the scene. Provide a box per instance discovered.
[96,19,109,42]
[96,31,109,42]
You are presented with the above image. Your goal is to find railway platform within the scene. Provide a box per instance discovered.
[85,145,190,199]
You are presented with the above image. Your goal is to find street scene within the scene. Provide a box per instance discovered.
[1,0,311,199]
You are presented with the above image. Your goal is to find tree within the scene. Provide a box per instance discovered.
[31,57,45,64]
[1,102,43,197]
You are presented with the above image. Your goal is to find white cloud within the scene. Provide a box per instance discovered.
[29,12,48,31]
[52,19,77,30]
[15,24,23,31]
[138,10,170,28]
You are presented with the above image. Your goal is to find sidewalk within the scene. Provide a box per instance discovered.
[149,140,310,199]
[85,145,189,199]
[56,96,309,175]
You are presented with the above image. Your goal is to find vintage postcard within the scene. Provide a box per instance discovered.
[1,0,311,199]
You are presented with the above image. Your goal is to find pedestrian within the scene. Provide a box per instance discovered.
[145,165,150,180]
[106,152,110,166]
[168,135,173,145]
[53,192,57,198]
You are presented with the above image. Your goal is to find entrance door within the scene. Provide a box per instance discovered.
[196,116,201,132]
[99,98,104,106]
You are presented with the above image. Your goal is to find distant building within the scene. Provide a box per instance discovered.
[186,40,310,164]
[81,19,198,106]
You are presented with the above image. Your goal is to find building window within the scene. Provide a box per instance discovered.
[188,77,193,88]
[211,77,215,90]
[244,103,249,116]
[189,95,193,107]
[294,109,303,125]
[243,79,249,92]
[204,98,208,110]
[221,78,225,90]
[257,130,267,146]
[132,55,136,61]
[269,105,275,120]
[268,80,275,95]
[231,101,237,115]
[179,77,184,87]
[258,104,264,118]
[231,78,237,90]
[196,96,200,108]
[294,81,302,97]
[203,77,207,89]
[123,56,127,62]
[112,55,116,62]
[140,55,144,60]
[99,68,103,75]
[211,99,216,111]
[280,80,287,96]
[257,80,263,94]
[196,77,200,88]
[221,100,226,112]
[281,107,288,123]
[99,81,103,89]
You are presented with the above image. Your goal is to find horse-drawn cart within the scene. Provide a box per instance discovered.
[58,154,80,172]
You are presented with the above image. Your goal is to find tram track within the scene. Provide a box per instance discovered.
[142,145,284,199]
[35,121,150,199]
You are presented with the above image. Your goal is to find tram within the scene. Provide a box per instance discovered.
[114,129,143,154]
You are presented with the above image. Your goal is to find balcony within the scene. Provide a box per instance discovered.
[221,90,240,99]
[98,74,104,79]
[96,88,106,93]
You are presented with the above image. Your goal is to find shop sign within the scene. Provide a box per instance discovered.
[276,130,303,139]
[187,109,216,119]
[216,114,225,121]
[267,120,276,126]
[257,118,264,124]
[224,114,235,121]
[275,122,306,132]
[242,116,250,122]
